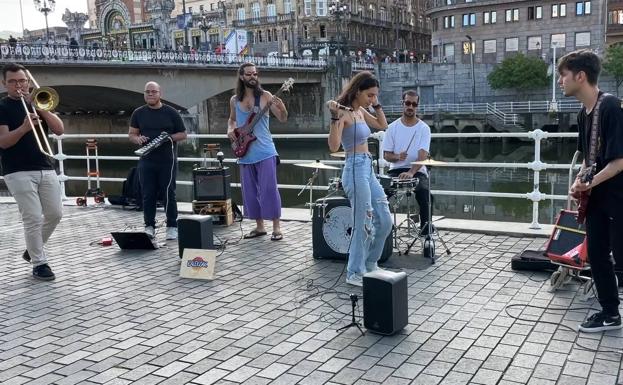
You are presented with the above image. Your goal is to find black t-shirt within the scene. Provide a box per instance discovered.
[577,92,623,206]
[0,97,54,176]
[130,104,186,162]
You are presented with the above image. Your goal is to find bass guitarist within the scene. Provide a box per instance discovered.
[560,49,623,333]
[227,62,288,241]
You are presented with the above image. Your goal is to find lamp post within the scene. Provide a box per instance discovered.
[550,42,558,112]
[329,0,348,82]
[181,0,189,52]
[199,14,211,52]
[217,0,226,54]
[465,35,476,103]
[34,0,55,45]
[394,0,405,62]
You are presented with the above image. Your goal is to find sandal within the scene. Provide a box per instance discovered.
[270,232,283,241]
[243,230,267,239]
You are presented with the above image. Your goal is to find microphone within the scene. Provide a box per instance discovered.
[216,151,224,168]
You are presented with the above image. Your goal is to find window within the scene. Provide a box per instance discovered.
[483,39,496,53]
[576,32,590,47]
[505,37,518,51]
[608,10,623,24]
[443,43,454,58]
[258,30,263,42]
[317,0,327,16]
[282,27,288,40]
[443,15,455,28]
[576,1,591,15]
[462,14,476,26]
[528,36,542,50]
[237,7,245,20]
[320,25,326,38]
[252,2,260,18]
[304,0,311,16]
[552,4,567,18]
[199,5,204,12]
[303,25,308,39]
[284,0,292,14]
[267,4,276,16]
[432,18,438,32]
[483,11,496,24]
[505,9,519,22]
[528,6,542,20]
[551,33,566,48]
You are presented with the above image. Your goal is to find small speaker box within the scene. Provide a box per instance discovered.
[363,270,408,335]
[177,215,214,258]
[192,167,231,201]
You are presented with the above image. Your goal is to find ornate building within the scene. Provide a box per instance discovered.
[607,0,623,46]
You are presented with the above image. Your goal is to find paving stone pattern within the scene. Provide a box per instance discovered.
[1,204,622,384]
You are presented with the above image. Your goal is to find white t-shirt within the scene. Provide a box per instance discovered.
[383,118,431,176]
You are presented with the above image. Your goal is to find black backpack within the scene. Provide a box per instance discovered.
[122,167,142,208]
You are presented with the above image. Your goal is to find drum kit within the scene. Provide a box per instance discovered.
[297,153,451,263]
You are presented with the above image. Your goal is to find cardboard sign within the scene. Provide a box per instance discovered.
[180,249,216,280]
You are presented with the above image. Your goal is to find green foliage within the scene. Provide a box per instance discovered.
[603,44,623,97]
[487,53,550,92]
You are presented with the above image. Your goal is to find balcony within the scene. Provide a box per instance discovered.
[232,13,295,28]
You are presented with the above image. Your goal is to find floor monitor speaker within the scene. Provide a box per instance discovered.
[177,215,214,258]
[363,270,408,335]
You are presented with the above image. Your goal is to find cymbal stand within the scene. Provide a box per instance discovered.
[404,167,451,262]
[336,294,365,336]
[298,167,319,216]
[390,188,419,254]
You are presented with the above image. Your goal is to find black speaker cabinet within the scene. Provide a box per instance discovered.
[192,167,231,201]
[363,270,408,335]
[312,196,392,262]
[177,215,214,258]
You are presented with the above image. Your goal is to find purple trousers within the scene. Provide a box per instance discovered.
[240,156,282,220]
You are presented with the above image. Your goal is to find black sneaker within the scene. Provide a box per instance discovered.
[33,264,55,281]
[22,250,31,263]
[578,312,622,333]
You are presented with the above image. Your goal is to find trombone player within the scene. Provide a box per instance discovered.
[0,63,64,281]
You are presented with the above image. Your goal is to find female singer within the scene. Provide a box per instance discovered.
[327,71,392,287]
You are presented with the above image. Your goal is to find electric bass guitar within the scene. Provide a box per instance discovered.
[230,78,295,158]
[576,164,595,224]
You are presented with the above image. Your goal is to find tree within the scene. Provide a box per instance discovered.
[487,53,549,93]
[603,44,623,97]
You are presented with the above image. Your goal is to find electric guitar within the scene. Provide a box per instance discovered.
[230,78,294,158]
[576,164,596,224]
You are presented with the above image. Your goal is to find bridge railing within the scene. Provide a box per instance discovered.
[381,100,582,116]
[0,43,328,69]
[15,129,580,230]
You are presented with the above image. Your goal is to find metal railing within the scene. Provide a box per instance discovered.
[382,100,582,116]
[30,129,580,230]
[0,43,328,69]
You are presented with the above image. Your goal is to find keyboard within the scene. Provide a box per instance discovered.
[134,132,171,157]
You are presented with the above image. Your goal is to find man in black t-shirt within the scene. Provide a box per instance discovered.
[0,63,64,281]
[129,81,187,240]
[559,49,623,333]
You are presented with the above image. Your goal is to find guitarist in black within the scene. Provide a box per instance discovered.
[227,62,288,241]
[560,50,623,332]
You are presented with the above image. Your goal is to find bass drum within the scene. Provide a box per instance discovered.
[312,196,392,263]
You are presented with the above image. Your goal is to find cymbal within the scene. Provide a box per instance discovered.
[411,158,448,166]
[294,161,339,170]
[330,151,346,158]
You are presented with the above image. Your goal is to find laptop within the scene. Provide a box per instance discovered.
[111,232,158,250]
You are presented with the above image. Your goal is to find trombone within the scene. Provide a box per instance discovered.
[17,70,59,158]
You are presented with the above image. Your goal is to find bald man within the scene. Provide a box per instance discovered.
[129,81,187,240]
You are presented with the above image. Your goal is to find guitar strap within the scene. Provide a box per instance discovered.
[587,93,606,169]
[253,94,261,114]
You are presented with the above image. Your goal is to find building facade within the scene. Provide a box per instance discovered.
[607,0,623,46]
[426,0,604,65]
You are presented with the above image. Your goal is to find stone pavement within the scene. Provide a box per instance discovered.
[0,203,622,385]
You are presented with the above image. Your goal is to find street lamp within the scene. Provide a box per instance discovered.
[34,0,56,45]
[465,35,476,103]
[199,14,211,52]
[394,0,405,62]
[218,0,226,54]
[329,0,348,82]
[181,0,189,52]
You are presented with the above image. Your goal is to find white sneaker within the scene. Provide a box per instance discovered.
[144,226,155,239]
[166,227,178,240]
[367,264,386,273]
[346,274,363,287]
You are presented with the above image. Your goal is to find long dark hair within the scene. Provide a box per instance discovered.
[235,62,264,101]
[335,71,379,107]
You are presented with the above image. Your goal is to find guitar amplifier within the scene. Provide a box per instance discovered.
[545,210,588,269]
[192,167,231,201]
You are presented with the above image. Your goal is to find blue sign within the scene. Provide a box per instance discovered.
[176,13,192,29]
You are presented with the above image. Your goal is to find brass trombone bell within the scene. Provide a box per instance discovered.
[32,86,59,111]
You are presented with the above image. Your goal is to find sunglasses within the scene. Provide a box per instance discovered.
[403,101,418,107]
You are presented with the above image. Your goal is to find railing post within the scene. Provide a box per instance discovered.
[54,135,69,200]
[527,129,545,229]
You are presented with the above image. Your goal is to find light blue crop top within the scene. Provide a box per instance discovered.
[341,121,371,151]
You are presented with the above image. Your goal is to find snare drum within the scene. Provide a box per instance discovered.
[390,177,419,190]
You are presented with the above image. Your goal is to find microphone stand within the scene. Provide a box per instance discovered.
[336,294,365,336]
[298,167,319,216]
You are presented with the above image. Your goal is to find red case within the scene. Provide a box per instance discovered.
[545,210,589,269]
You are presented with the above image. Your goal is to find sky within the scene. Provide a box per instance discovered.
[0,0,88,34]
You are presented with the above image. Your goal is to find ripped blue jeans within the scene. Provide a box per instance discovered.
[341,153,393,279]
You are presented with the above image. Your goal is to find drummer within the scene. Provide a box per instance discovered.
[382,90,434,236]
